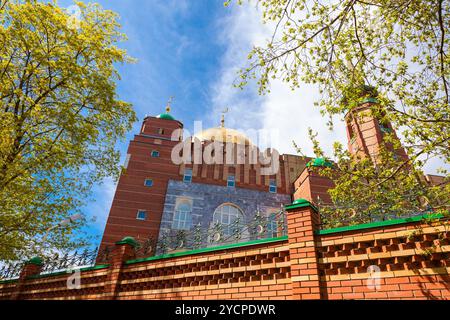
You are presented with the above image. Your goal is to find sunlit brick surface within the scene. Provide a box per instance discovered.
[1,205,448,300]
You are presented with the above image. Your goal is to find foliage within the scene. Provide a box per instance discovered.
[0,1,136,260]
[302,127,449,228]
[227,0,449,226]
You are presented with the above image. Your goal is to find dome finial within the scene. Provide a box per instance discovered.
[166,96,174,114]
[156,96,176,121]
[221,107,229,128]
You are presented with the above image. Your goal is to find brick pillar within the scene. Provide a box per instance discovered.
[293,161,335,206]
[10,257,43,300]
[103,237,137,300]
[285,199,322,300]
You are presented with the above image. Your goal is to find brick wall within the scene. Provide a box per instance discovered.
[116,239,292,300]
[0,238,292,300]
[1,202,448,300]
[317,219,450,300]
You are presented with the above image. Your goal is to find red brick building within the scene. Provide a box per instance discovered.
[98,96,440,254]
[2,97,448,301]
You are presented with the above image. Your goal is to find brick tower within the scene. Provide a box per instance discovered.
[98,105,183,251]
[345,90,408,162]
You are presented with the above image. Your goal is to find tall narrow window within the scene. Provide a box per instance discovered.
[157,128,165,135]
[151,150,160,158]
[183,168,193,183]
[227,175,235,187]
[136,210,147,221]
[172,200,193,230]
[269,179,277,193]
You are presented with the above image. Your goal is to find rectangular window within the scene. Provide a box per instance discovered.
[136,210,147,221]
[144,179,153,187]
[173,209,192,230]
[172,199,193,230]
[269,179,277,193]
[157,128,165,135]
[151,150,160,157]
[183,168,193,183]
[227,175,235,187]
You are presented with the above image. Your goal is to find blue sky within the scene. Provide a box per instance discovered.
[55,0,447,248]
[58,0,260,246]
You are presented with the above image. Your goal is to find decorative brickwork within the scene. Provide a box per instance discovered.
[285,201,322,299]
[116,239,292,300]
[293,168,334,205]
[316,217,449,299]
[345,101,409,162]
[1,202,448,300]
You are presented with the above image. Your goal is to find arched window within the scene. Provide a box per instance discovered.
[212,204,245,241]
[172,200,192,230]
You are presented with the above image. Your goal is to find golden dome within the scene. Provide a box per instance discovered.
[194,127,253,145]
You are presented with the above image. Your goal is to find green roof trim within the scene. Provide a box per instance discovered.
[116,236,139,248]
[292,198,310,206]
[125,236,288,265]
[28,264,110,280]
[360,97,379,104]
[156,113,176,121]
[27,257,43,266]
[306,157,333,168]
[284,199,318,212]
[316,213,444,235]
[0,278,18,284]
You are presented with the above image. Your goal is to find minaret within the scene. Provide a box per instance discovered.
[140,96,182,140]
[98,98,183,255]
[345,87,408,163]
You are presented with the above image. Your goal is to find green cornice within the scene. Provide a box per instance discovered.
[26,257,43,266]
[316,213,444,235]
[284,199,318,212]
[306,157,333,168]
[116,236,139,248]
[125,236,289,265]
[359,97,379,105]
[0,278,18,284]
[156,113,176,121]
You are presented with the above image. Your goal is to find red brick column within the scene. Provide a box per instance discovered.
[10,257,43,300]
[103,237,137,300]
[285,199,322,300]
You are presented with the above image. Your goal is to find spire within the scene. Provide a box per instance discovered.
[220,107,229,128]
[166,96,174,114]
[155,96,176,121]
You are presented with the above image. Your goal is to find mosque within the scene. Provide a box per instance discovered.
[98,95,443,254]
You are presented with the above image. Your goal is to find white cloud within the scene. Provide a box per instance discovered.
[211,4,347,158]
[86,177,117,233]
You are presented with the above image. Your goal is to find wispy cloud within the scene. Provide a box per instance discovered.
[71,0,446,243]
[210,4,347,157]
[81,177,117,245]
[210,3,447,176]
